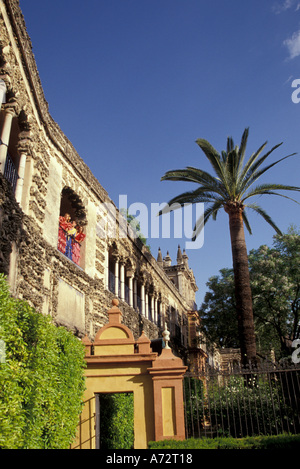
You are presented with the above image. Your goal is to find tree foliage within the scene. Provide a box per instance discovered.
[249,227,300,357]
[199,228,300,360]
[199,268,239,349]
[0,274,86,449]
[160,127,300,364]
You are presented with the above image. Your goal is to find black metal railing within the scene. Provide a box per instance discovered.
[4,152,18,193]
[183,361,300,439]
[57,227,82,266]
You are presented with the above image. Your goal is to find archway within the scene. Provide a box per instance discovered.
[58,187,87,267]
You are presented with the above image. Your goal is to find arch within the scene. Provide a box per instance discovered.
[58,186,87,267]
[0,111,20,192]
[59,186,87,223]
[108,244,119,295]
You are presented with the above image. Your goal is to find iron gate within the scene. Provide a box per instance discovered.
[183,362,300,439]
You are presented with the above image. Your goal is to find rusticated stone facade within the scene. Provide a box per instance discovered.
[0,0,202,363]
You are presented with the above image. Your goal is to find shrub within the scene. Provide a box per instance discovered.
[184,371,299,438]
[206,374,298,437]
[100,393,134,449]
[148,434,300,450]
[0,274,86,449]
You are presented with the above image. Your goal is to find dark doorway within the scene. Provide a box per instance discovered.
[95,392,134,449]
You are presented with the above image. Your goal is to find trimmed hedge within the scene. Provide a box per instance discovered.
[148,434,300,449]
[0,274,86,449]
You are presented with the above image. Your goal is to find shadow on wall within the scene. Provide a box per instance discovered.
[0,173,23,276]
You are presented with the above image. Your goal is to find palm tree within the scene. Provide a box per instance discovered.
[160,128,300,366]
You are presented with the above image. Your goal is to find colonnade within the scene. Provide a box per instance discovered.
[107,252,163,326]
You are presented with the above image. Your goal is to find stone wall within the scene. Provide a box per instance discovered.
[0,0,200,361]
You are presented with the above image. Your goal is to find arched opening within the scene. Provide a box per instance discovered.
[124,260,134,306]
[0,112,20,192]
[136,282,142,313]
[58,187,87,267]
[157,298,162,328]
[108,249,116,294]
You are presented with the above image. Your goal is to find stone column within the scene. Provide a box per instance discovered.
[145,291,149,319]
[114,258,119,297]
[104,248,109,289]
[0,103,16,174]
[120,262,125,301]
[154,297,158,324]
[14,152,25,203]
[0,79,6,107]
[140,283,145,316]
[133,277,137,310]
[15,130,32,206]
[151,295,155,323]
[128,275,133,307]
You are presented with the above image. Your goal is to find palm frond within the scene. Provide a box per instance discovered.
[161,167,228,198]
[236,141,269,191]
[237,127,249,174]
[240,151,297,195]
[227,136,235,154]
[242,183,300,205]
[160,128,299,241]
[191,200,224,241]
[242,209,252,235]
[195,139,230,192]
[160,168,208,184]
[245,203,282,235]
[185,167,228,196]
[157,188,223,216]
[219,129,250,198]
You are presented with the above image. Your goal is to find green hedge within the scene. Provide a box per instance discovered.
[100,393,134,449]
[148,433,300,449]
[0,274,86,449]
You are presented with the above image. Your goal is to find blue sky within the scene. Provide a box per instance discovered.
[19,0,300,306]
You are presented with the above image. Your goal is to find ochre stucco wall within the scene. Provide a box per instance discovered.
[71,300,187,450]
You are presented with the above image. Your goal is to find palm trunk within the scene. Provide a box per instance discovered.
[226,205,257,367]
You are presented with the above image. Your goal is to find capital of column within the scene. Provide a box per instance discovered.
[112,252,120,263]
[17,130,33,154]
[119,256,126,266]
[139,273,146,286]
[151,288,159,300]
[3,98,19,117]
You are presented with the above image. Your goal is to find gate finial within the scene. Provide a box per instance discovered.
[162,325,170,350]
